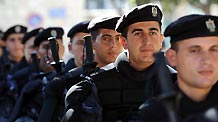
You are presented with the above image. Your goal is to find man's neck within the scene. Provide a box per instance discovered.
[178,78,211,102]
[8,55,23,63]
[130,60,154,71]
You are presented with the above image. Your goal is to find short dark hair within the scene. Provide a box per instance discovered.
[90,30,99,41]
[170,42,178,52]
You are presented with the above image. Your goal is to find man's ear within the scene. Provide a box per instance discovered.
[119,36,127,49]
[68,42,72,52]
[165,48,177,67]
[160,34,164,49]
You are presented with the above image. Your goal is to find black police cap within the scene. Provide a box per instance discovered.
[88,16,120,31]
[116,3,163,34]
[34,27,64,47]
[164,14,218,43]
[67,21,90,38]
[22,27,44,44]
[2,25,27,41]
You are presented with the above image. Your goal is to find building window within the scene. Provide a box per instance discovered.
[86,0,127,9]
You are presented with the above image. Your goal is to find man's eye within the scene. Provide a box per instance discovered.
[150,32,157,35]
[9,38,15,42]
[102,37,110,41]
[134,32,141,36]
[190,48,199,53]
[210,47,218,52]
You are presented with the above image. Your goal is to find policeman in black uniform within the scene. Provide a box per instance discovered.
[0,25,27,120]
[64,21,91,73]
[6,27,65,122]
[0,25,27,74]
[38,16,124,122]
[4,28,45,92]
[12,27,44,72]
[133,14,218,122]
[37,21,91,122]
[64,3,176,122]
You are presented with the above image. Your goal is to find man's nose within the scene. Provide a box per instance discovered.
[201,51,211,65]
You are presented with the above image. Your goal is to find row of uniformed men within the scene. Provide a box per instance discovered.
[0,2,218,122]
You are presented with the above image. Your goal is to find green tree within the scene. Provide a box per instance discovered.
[133,0,218,14]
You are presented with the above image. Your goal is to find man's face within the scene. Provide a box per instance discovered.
[126,21,163,70]
[5,33,24,60]
[93,29,123,67]
[69,32,90,67]
[24,37,36,62]
[175,37,218,89]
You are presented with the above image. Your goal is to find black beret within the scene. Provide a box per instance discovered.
[88,16,120,31]
[2,25,27,41]
[116,3,163,33]
[67,21,90,38]
[34,27,64,47]
[22,27,44,44]
[164,14,218,43]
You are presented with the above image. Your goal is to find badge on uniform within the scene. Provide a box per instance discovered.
[152,6,157,17]
[51,30,57,37]
[15,26,21,33]
[206,19,216,32]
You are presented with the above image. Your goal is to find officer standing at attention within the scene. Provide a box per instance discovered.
[12,28,44,72]
[0,25,27,73]
[65,21,90,72]
[5,27,65,122]
[133,14,218,122]
[38,16,124,122]
[64,3,177,122]
[36,22,91,122]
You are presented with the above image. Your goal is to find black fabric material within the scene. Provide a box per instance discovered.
[37,77,66,122]
[90,52,172,122]
[2,25,27,41]
[88,16,120,31]
[178,84,218,119]
[34,27,64,47]
[62,58,77,74]
[67,21,90,38]
[132,84,218,122]
[65,80,102,122]
[116,3,162,33]
[12,57,28,73]
[22,28,44,44]
[164,14,218,43]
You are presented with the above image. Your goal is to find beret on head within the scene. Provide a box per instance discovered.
[2,25,27,41]
[34,27,64,47]
[116,3,163,34]
[67,21,90,38]
[22,27,44,44]
[164,14,218,43]
[88,16,120,31]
